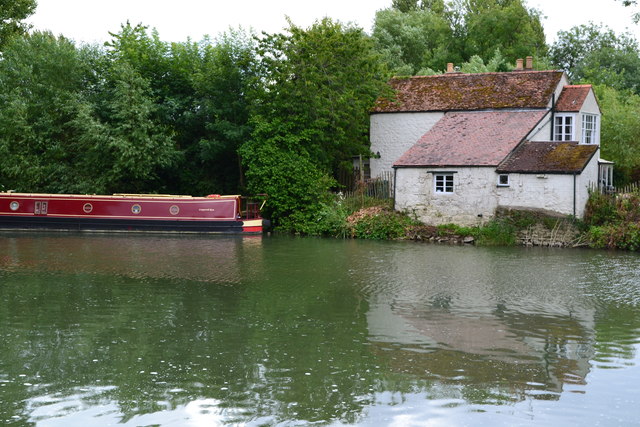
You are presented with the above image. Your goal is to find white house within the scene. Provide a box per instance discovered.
[370,59,612,226]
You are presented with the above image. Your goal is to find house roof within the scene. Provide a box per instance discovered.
[555,85,592,112]
[372,70,564,113]
[393,110,547,167]
[497,141,599,173]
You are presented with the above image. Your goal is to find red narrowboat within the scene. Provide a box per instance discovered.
[0,192,266,234]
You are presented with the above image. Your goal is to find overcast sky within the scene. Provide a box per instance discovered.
[26,0,640,46]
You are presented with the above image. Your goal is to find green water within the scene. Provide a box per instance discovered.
[1,233,639,426]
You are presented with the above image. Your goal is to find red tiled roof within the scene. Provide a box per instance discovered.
[497,141,598,173]
[555,85,592,112]
[372,70,564,113]
[393,110,547,167]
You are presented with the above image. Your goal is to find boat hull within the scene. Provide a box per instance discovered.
[0,193,264,234]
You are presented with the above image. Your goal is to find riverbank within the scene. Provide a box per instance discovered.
[287,190,640,251]
[348,205,586,248]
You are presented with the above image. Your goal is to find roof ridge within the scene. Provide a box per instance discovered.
[393,70,562,80]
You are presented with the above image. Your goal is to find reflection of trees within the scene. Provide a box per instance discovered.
[593,304,640,366]
[0,235,378,425]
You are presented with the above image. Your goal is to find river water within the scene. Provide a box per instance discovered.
[0,233,639,426]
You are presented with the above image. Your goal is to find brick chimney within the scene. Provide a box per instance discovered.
[447,63,454,73]
[525,56,533,70]
[515,58,524,71]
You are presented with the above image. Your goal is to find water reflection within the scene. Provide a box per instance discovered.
[0,233,264,283]
[0,234,639,425]
[363,245,602,403]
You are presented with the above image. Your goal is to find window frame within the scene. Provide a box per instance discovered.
[497,174,510,187]
[554,113,575,141]
[581,113,598,145]
[433,173,455,194]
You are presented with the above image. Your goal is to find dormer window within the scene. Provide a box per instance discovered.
[582,114,598,144]
[554,114,575,141]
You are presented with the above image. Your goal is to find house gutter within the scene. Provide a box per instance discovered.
[550,93,556,140]
[573,172,576,218]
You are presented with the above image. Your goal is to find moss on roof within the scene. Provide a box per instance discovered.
[497,141,598,174]
[555,85,592,112]
[372,70,564,113]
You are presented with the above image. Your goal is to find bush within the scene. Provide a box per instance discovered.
[347,206,417,240]
[588,223,640,251]
[289,196,351,237]
[240,127,335,233]
[583,189,640,250]
[473,220,517,246]
[584,191,619,226]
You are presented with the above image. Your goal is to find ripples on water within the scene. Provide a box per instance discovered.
[1,234,640,425]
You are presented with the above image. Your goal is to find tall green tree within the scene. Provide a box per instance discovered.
[0,32,104,192]
[594,85,640,184]
[372,0,547,74]
[104,23,256,195]
[462,0,547,62]
[0,30,179,194]
[181,30,257,195]
[250,18,388,174]
[372,6,454,74]
[98,61,177,193]
[550,24,640,94]
[0,0,36,48]
[242,18,389,229]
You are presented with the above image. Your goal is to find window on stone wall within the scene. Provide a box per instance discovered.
[434,173,454,193]
[497,174,510,186]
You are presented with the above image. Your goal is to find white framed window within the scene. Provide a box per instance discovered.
[554,114,575,141]
[582,114,598,144]
[497,174,510,187]
[434,173,454,193]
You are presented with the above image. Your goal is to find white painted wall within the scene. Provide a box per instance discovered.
[395,167,499,226]
[527,110,553,141]
[395,152,600,225]
[576,152,600,215]
[369,111,443,177]
[497,174,576,216]
[580,90,600,115]
[497,173,574,215]
[576,90,602,145]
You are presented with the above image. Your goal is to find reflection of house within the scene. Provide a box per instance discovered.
[364,245,597,401]
[370,58,613,225]
[369,305,594,399]
[367,293,596,399]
